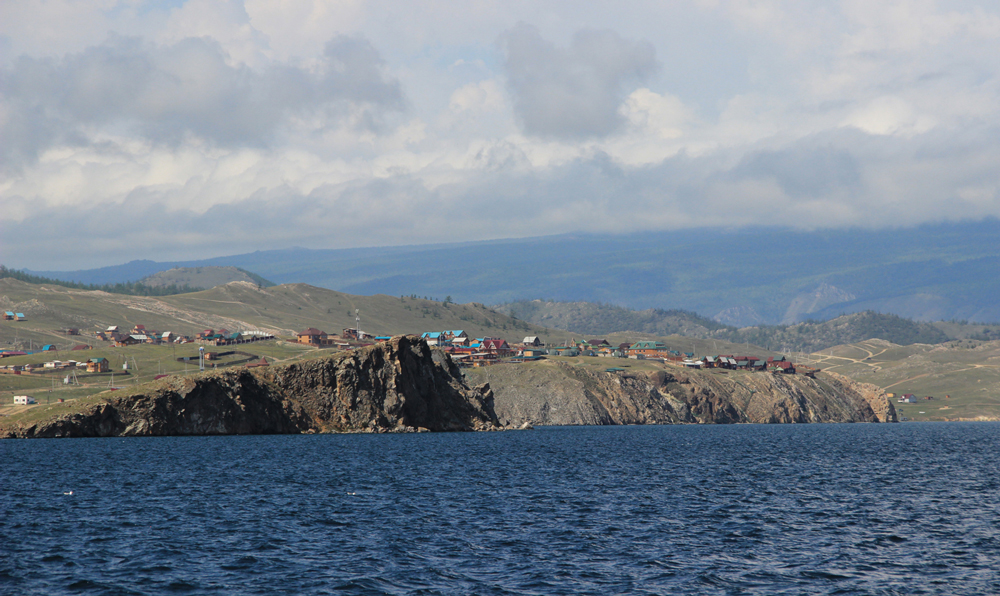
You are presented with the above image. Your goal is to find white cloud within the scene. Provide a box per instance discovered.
[0,33,405,168]
[2,0,1000,269]
[840,95,935,136]
[159,0,271,68]
[621,88,691,139]
[449,80,505,114]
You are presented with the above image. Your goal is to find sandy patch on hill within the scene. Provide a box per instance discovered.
[85,292,286,335]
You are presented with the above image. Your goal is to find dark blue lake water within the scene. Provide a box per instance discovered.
[3,423,1000,595]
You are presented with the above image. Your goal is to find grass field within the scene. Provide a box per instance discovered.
[792,338,1000,421]
[0,278,546,353]
[0,340,326,427]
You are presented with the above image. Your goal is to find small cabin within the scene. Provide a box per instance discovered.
[87,358,110,373]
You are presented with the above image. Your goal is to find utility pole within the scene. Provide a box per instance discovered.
[356,309,361,341]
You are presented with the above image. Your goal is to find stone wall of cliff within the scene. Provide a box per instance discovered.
[468,361,896,426]
[3,336,499,438]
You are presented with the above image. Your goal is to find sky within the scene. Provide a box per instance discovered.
[2,0,1000,270]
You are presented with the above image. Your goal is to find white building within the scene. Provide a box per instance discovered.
[13,395,36,405]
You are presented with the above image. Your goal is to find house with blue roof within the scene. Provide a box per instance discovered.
[2,311,13,321]
[420,332,444,345]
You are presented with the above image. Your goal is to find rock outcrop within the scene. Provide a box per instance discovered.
[468,361,896,426]
[3,337,499,438]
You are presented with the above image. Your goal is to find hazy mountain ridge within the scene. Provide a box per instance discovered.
[25,220,1000,325]
[719,312,950,353]
[495,300,728,337]
[499,300,954,352]
[139,267,275,289]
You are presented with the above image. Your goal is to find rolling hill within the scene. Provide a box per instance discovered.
[794,338,1000,422]
[139,266,275,289]
[0,278,543,352]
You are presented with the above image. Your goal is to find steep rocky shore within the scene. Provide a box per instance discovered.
[2,337,499,438]
[467,361,896,426]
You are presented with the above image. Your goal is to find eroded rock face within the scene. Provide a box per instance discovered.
[471,362,897,427]
[3,337,499,438]
[262,336,498,433]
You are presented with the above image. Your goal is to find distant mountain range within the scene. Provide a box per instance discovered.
[25,219,1000,325]
[495,300,958,352]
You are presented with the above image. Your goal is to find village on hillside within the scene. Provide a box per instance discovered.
[407,330,809,374]
[0,311,959,409]
[1,315,816,378]
[0,313,816,375]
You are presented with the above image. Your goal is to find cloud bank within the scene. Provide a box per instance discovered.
[501,23,658,138]
[2,0,1000,269]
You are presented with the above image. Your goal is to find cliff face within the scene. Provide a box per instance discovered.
[468,361,896,426]
[264,338,498,433]
[3,337,499,438]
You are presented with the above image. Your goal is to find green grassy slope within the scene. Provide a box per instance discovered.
[0,278,552,427]
[795,339,1000,421]
[0,278,547,351]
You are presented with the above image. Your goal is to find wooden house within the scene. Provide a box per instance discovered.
[87,358,110,373]
[297,328,328,346]
[550,346,580,357]
[769,361,795,374]
[480,338,512,357]
[627,341,669,357]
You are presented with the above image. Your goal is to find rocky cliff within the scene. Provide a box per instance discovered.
[467,361,896,426]
[2,337,499,438]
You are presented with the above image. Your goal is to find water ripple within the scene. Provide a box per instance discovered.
[4,423,1000,594]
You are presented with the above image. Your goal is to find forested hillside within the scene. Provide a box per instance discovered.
[500,300,952,352]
